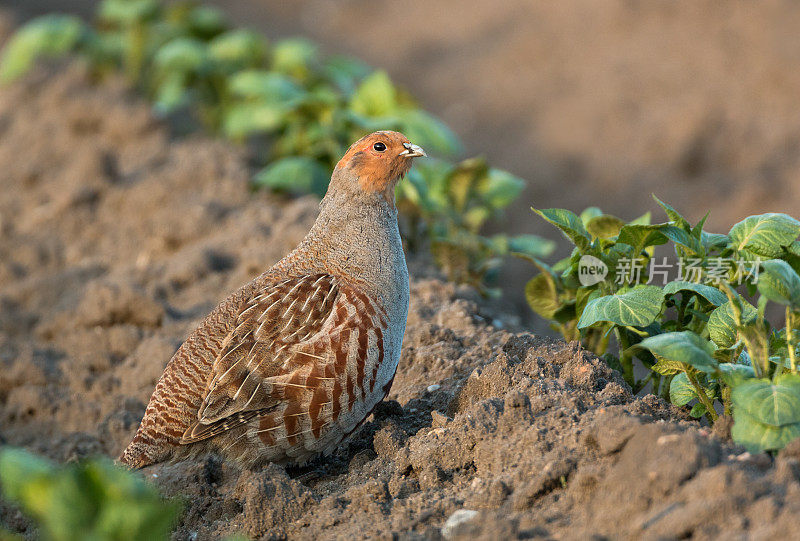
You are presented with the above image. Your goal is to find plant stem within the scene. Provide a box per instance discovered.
[686,371,718,423]
[676,296,688,331]
[616,328,634,388]
[722,385,732,416]
[126,23,146,84]
[787,307,797,374]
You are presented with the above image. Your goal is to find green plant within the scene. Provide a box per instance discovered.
[0,0,551,290]
[526,196,800,452]
[0,447,181,540]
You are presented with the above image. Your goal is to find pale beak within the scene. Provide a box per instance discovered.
[399,142,427,158]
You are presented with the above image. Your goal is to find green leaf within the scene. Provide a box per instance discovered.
[690,402,707,418]
[153,37,209,74]
[349,70,397,117]
[651,357,685,376]
[323,55,372,95]
[271,38,318,79]
[227,70,305,102]
[729,213,800,258]
[152,72,188,114]
[577,285,664,328]
[663,280,727,306]
[701,231,730,252]
[660,225,705,255]
[670,372,697,406]
[757,259,800,307]
[446,157,488,214]
[707,300,758,348]
[718,362,755,387]
[533,208,592,252]
[186,6,227,38]
[732,373,800,426]
[580,206,603,225]
[630,211,652,226]
[732,408,800,453]
[638,331,719,374]
[398,109,462,156]
[253,157,330,197]
[208,29,266,70]
[479,169,525,211]
[653,194,691,231]
[0,15,87,83]
[0,448,55,502]
[98,0,159,25]
[586,215,625,239]
[508,235,556,259]
[525,273,561,319]
[616,223,669,255]
[0,448,180,540]
[223,103,289,138]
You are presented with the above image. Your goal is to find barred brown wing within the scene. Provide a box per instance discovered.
[180,274,339,443]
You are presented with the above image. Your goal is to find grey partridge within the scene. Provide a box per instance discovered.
[119,131,426,468]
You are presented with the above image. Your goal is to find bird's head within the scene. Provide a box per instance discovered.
[329,131,426,207]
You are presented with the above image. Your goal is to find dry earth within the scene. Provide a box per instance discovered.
[2,60,800,540]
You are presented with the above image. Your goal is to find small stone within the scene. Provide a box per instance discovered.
[427,384,441,393]
[441,509,479,539]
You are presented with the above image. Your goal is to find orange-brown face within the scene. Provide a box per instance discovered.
[334,131,426,197]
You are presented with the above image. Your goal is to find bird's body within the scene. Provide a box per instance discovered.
[119,131,425,468]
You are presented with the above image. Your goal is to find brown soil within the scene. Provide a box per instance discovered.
[2,58,800,540]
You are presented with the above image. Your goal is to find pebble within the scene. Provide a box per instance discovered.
[441,509,479,539]
[427,384,441,393]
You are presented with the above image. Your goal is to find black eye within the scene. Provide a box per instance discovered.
[373,142,386,152]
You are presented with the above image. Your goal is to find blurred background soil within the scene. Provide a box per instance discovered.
[3,3,800,539]
[6,0,800,318]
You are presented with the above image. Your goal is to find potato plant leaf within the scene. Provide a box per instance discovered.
[729,213,800,258]
[227,70,305,102]
[731,373,800,427]
[397,109,461,156]
[669,372,698,406]
[615,223,669,255]
[223,102,289,138]
[479,169,525,211]
[707,300,758,348]
[718,362,756,387]
[731,408,800,453]
[99,0,159,25]
[525,273,561,320]
[153,37,209,74]
[270,38,318,79]
[577,285,663,328]
[533,208,592,252]
[0,448,180,541]
[207,29,267,70]
[662,280,727,306]
[253,156,329,197]
[585,214,625,239]
[349,70,397,117]
[0,14,87,83]
[580,206,603,225]
[650,357,685,376]
[756,259,800,307]
[508,235,556,259]
[638,331,718,374]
